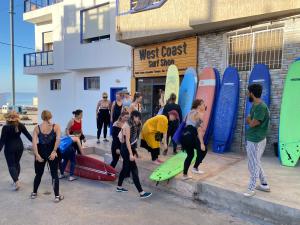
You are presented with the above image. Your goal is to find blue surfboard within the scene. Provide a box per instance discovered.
[245,64,271,132]
[178,67,198,118]
[213,67,240,153]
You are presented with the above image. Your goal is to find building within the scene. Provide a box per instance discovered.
[23,0,131,135]
[116,0,300,152]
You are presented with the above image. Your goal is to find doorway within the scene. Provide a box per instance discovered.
[110,87,126,102]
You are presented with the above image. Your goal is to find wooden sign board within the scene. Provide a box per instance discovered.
[133,37,198,77]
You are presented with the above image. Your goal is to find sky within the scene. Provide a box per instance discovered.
[0,0,36,93]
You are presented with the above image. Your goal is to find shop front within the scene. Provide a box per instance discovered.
[132,37,198,120]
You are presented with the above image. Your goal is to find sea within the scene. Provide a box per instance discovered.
[0,92,37,106]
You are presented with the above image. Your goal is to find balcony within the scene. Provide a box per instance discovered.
[24,0,63,13]
[24,51,53,67]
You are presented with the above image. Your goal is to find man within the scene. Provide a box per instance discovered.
[244,83,270,197]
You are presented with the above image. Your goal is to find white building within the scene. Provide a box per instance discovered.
[23,0,131,135]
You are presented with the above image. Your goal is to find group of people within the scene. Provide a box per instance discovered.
[0,83,271,203]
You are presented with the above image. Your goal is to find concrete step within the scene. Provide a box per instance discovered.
[196,182,300,225]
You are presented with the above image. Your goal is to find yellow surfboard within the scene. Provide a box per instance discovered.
[165,65,180,104]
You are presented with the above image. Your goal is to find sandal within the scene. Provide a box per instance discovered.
[54,195,64,203]
[30,192,37,199]
[163,149,168,156]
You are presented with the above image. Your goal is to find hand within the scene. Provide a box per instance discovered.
[35,154,44,163]
[246,116,251,124]
[116,149,120,155]
[130,154,135,161]
[49,151,57,161]
[201,145,206,152]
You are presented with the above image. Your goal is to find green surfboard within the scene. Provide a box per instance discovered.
[279,60,300,167]
[150,150,196,182]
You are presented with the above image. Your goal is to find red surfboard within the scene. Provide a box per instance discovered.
[66,154,117,181]
[196,68,217,143]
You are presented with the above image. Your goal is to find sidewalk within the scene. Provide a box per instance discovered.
[85,138,300,225]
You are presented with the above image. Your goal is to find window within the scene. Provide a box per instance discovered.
[43,31,53,51]
[228,28,283,71]
[81,3,110,44]
[50,79,61,90]
[84,77,100,90]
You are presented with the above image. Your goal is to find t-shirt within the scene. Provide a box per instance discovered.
[246,102,270,143]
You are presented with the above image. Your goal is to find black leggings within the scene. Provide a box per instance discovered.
[117,144,143,193]
[141,139,160,161]
[4,149,23,183]
[182,126,207,175]
[33,157,59,196]
[110,146,120,168]
[97,109,110,139]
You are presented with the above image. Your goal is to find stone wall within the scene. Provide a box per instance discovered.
[197,17,300,154]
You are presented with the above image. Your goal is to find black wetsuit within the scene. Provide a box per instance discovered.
[112,101,123,124]
[0,123,32,182]
[110,125,121,168]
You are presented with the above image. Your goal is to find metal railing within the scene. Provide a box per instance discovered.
[24,51,53,67]
[117,0,167,16]
[24,0,63,12]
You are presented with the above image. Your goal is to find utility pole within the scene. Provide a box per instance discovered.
[9,0,15,107]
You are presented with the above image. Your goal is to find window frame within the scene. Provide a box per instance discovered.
[50,79,61,91]
[80,2,111,44]
[84,76,100,90]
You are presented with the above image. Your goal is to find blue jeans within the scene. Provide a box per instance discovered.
[60,147,76,176]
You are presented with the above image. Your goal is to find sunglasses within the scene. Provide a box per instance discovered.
[103,96,108,98]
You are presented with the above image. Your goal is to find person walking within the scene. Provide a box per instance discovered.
[244,83,270,197]
[0,111,32,190]
[96,92,111,143]
[162,93,182,155]
[181,99,207,180]
[110,111,129,168]
[31,110,64,203]
[140,115,169,164]
[116,111,152,199]
[111,92,123,124]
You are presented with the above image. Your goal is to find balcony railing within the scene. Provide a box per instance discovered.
[117,0,167,15]
[24,0,63,13]
[24,51,53,67]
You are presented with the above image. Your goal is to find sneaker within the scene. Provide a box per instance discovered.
[153,160,161,165]
[58,174,66,179]
[96,139,100,144]
[192,168,204,175]
[116,187,128,193]
[103,139,109,142]
[181,175,192,181]
[68,176,78,182]
[256,184,271,192]
[13,181,20,191]
[243,190,256,197]
[30,192,37,199]
[54,195,64,203]
[140,192,152,199]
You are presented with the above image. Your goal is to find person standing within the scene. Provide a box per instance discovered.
[244,83,270,197]
[31,110,64,202]
[0,111,32,190]
[140,115,169,164]
[162,93,182,155]
[111,92,123,124]
[116,111,152,199]
[110,111,129,168]
[122,90,132,112]
[129,92,143,113]
[96,92,111,143]
[181,99,207,180]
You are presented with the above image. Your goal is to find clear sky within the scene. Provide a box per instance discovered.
[0,0,36,93]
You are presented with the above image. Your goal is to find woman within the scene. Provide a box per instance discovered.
[140,115,169,164]
[31,110,64,202]
[96,92,111,143]
[181,99,207,180]
[116,111,152,199]
[163,110,180,155]
[110,111,129,168]
[111,92,123,124]
[66,109,86,152]
[129,92,143,113]
[0,111,32,190]
[122,90,132,112]
[162,93,182,155]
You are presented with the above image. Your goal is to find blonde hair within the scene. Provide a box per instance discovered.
[41,110,52,121]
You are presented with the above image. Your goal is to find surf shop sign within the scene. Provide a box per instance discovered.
[133,37,198,77]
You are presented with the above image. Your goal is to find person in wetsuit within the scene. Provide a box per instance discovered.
[0,111,32,191]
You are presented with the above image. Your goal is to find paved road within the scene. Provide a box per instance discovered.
[0,151,256,225]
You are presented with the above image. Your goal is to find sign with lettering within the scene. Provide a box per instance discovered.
[133,37,198,77]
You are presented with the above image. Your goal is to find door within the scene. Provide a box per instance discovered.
[152,85,165,115]
[110,87,126,102]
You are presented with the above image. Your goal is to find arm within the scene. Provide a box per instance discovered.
[247,106,265,128]
[53,124,61,153]
[20,123,33,142]
[247,116,261,128]
[32,127,43,162]
[178,106,183,123]
[65,119,73,135]
[0,126,7,152]
[197,127,205,151]
[162,132,168,150]
[124,126,134,160]
[110,101,115,122]
[96,100,101,116]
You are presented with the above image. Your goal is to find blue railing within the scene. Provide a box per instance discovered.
[24,0,63,12]
[24,51,53,67]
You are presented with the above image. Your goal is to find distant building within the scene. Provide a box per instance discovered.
[23,0,131,135]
